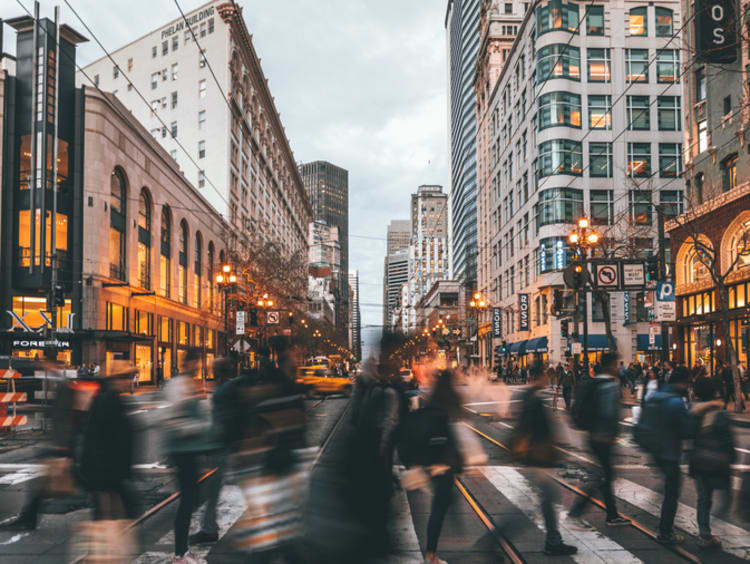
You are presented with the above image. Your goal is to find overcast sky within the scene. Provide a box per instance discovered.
[2,0,450,352]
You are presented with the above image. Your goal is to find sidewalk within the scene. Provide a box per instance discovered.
[619,387,750,423]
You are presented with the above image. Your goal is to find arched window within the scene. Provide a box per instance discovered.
[629,6,648,36]
[193,231,203,308]
[109,168,127,280]
[137,188,152,289]
[159,206,171,298]
[178,220,188,304]
[207,242,215,313]
[728,219,750,270]
[684,246,711,285]
[655,7,673,36]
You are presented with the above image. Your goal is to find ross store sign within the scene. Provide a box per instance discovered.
[519,294,529,331]
[695,0,737,64]
[492,307,502,338]
[623,291,631,326]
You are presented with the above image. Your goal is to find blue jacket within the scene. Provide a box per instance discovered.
[591,376,620,441]
[649,385,696,461]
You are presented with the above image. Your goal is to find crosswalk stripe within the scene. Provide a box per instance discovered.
[613,478,750,559]
[132,485,245,563]
[480,466,643,564]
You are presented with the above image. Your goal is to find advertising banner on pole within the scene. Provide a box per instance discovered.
[492,307,502,338]
[519,294,529,331]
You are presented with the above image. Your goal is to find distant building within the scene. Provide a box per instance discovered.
[384,249,409,330]
[348,270,362,361]
[387,219,411,254]
[308,221,340,270]
[299,160,349,333]
[307,221,340,326]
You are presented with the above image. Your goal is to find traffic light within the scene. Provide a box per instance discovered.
[501,340,509,357]
[646,255,659,281]
[288,312,295,326]
[552,289,562,317]
[53,283,65,307]
[560,319,569,338]
[563,262,587,290]
[249,309,258,327]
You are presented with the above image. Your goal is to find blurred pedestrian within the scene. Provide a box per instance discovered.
[162,349,213,564]
[568,353,629,526]
[189,357,237,546]
[78,361,137,520]
[509,369,577,556]
[560,364,575,411]
[689,377,735,549]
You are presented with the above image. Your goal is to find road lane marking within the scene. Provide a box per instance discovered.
[613,478,750,559]
[480,466,643,564]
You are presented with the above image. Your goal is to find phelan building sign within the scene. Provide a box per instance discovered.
[160,6,215,39]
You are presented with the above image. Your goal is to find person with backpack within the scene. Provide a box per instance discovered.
[633,366,698,544]
[510,368,577,556]
[568,353,630,526]
[689,378,735,549]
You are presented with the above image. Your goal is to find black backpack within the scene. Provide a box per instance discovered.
[570,378,604,430]
[633,394,669,454]
[396,406,451,467]
[689,410,735,476]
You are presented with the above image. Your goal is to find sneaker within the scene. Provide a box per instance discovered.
[656,532,685,545]
[424,555,448,564]
[697,536,722,549]
[606,516,631,527]
[172,551,207,564]
[188,530,219,545]
[544,541,578,556]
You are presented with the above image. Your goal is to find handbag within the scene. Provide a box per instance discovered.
[69,518,135,564]
[44,457,77,498]
[451,423,489,467]
[400,466,431,492]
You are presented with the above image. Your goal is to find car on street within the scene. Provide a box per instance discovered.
[296,365,353,397]
[399,367,417,389]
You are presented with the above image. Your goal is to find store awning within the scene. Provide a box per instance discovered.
[574,334,615,352]
[637,333,671,351]
[509,340,527,356]
[525,336,549,353]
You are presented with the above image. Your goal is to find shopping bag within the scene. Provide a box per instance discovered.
[452,423,489,467]
[45,457,77,498]
[400,466,431,492]
[68,519,135,563]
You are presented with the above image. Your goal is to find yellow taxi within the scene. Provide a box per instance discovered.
[296,365,353,397]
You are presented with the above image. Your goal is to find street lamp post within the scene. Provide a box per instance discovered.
[469,291,488,366]
[567,218,600,373]
[215,264,237,356]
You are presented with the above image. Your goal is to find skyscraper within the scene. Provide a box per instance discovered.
[299,160,349,332]
[383,219,411,328]
[386,219,411,255]
[348,270,361,361]
[446,0,481,286]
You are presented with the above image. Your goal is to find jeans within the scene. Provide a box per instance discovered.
[173,453,199,557]
[656,458,681,536]
[530,468,561,545]
[570,440,617,520]
[200,452,227,534]
[562,386,572,411]
[427,471,454,553]
[695,475,713,538]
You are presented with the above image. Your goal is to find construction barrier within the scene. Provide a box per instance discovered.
[1,367,27,428]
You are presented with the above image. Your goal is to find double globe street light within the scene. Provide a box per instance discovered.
[567,218,600,371]
[215,264,237,355]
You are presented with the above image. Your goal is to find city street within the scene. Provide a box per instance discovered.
[2,386,750,563]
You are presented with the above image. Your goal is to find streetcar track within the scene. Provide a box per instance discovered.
[462,421,703,564]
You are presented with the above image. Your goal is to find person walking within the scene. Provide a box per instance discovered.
[568,353,629,526]
[561,365,575,411]
[511,369,577,556]
[188,357,238,546]
[689,378,735,549]
[162,349,213,564]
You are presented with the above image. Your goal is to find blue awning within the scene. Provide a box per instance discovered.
[637,333,672,351]
[573,334,615,352]
[525,336,549,353]
[509,340,527,355]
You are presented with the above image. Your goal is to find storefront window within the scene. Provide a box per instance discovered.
[135,344,152,383]
[178,320,189,345]
[159,316,173,342]
[110,168,127,281]
[11,296,71,330]
[135,310,153,336]
[160,206,172,298]
[106,302,128,331]
[194,325,203,347]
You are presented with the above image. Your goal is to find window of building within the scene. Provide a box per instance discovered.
[629,190,652,225]
[536,1,580,35]
[657,96,681,130]
[178,321,189,345]
[627,142,651,177]
[588,95,612,129]
[539,237,574,272]
[659,143,682,177]
[208,18,215,33]
[113,65,119,79]
[93,74,99,87]
[152,45,157,58]
[655,7,673,36]
[537,91,581,129]
[660,190,684,218]
[171,63,178,80]
[724,95,732,116]
[138,189,152,289]
[127,58,133,72]
[178,220,188,305]
[109,168,127,281]
[198,170,205,189]
[198,110,206,130]
[171,91,178,110]
[151,72,159,90]
[629,6,648,35]
[626,49,649,82]
[159,206,171,298]
[198,140,206,159]
[193,232,202,308]
[589,142,613,177]
[199,79,206,98]
[185,30,191,44]
[535,188,583,228]
[170,121,177,138]
[162,68,168,81]
[536,44,580,82]
[162,40,168,55]
[590,190,613,225]
[627,95,650,130]
[694,173,704,204]
[587,48,611,82]
[200,22,207,37]
[106,303,128,331]
[199,52,207,68]
[170,150,177,160]
[698,120,708,153]
[696,69,706,101]
[172,35,178,52]
[722,153,738,191]
[587,5,604,35]
[536,139,583,180]
[657,49,679,83]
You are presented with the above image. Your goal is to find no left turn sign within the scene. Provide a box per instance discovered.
[596,264,619,288]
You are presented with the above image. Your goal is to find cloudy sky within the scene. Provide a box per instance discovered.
[2,0,451,352]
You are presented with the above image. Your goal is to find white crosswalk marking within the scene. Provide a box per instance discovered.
[480,466,643,564]
[133,485,245,563]
[613,478,750,559]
